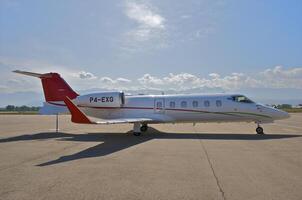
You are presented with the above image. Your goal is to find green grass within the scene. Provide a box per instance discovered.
[281,108,302,113]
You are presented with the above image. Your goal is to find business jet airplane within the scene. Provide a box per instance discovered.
[14,70,289,136]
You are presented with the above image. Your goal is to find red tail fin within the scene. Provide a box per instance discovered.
[40,73,78,101]
[13,70,79,102]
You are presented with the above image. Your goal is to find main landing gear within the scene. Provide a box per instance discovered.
[256,123,264,134]
[133,123,148,136]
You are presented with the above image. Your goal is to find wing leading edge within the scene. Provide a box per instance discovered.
[64,96,153,124]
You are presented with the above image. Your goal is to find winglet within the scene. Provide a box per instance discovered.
[64,96,94,124]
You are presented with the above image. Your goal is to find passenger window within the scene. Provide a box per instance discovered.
[181,101,187,108]
[204,100,210,107]
[169,101,175,108]
[216,100,222,107]
[156,102,162,109]
[192,101,198,108]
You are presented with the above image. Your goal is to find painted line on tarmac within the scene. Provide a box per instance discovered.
[194,126,226,200]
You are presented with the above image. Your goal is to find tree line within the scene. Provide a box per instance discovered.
[272,104,292,109]
[1,105,41,112]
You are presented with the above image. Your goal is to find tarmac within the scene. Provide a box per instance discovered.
[0,114,301,200]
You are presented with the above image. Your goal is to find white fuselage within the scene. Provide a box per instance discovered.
[78,93,289,124]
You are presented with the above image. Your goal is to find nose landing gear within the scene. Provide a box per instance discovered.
[256,124,264,134]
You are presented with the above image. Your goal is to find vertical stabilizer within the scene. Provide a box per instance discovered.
[13,70,79,102]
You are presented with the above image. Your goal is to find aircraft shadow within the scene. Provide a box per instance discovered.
[0,128,301,166]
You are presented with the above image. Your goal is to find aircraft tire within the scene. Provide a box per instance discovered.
[256,127,264,134]
[140,125,148,132]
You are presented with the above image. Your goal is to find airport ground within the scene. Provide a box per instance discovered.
[0,114,301,200]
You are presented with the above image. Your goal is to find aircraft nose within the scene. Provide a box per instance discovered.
[274,109,290,120]
[258,104,290,120]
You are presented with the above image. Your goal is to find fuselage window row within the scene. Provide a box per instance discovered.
[168,99,223,108]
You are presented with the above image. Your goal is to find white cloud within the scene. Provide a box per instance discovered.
[120,1,225,53]
[76,71,97,80]
[122,0,167,50]
[116,77,132,83]
[135,72,248,91]
[262,66,302,78]
[259,66,302,89]
[1,59,301,93]
[99,76,132,90]
[100,77,131,84]
[100,77,114,84]
[126,1,165,29]
[134,66,302,91]
[138,73,163,86]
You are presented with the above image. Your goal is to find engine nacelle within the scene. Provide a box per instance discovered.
[75,91,125,107]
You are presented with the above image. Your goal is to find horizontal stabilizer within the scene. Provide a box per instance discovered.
[13,70,52,78]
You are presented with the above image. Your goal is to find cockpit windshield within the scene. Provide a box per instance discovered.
[230,95,254,103]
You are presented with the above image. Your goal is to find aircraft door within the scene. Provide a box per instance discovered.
[154,98,165,113]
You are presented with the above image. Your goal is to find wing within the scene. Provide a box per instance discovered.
[64,96,154,124]
[94,118,153,124]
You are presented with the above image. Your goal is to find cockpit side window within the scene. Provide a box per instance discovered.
[229,95,254,103]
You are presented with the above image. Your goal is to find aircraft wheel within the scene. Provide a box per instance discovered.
[256,127,264,134]
[133,132,141,136]
[140,124,148,132]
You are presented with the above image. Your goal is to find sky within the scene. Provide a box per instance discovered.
[0,0,302,106]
